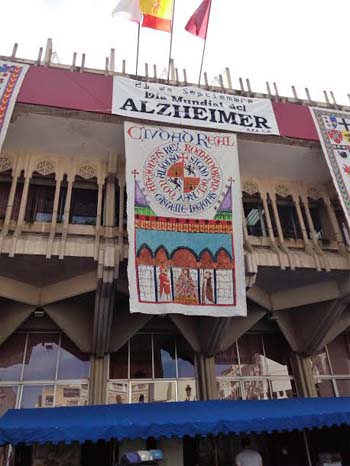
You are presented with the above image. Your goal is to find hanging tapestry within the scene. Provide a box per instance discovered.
[125,122,246,316]
[0,61,29,152]
[311,107,350,228]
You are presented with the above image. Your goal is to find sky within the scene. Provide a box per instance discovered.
[1,0,350,104]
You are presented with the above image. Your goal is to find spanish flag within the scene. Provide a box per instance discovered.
[140,0,174,32]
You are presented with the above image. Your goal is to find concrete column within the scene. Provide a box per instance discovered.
[105,173,116,237]
[260,192,285,269]
[290,353,318,398]
[1,173,18,229]
[59,178,73,259]
[46,176,62,258]
[323,196,347,254]
[9,173,31,256]
[92,158,118,357]
[0,155,25,251]
[89,355,109,405]
[301,196,330,270]
[94,181,104,259]
[196,353,217,400]
[269,193,295,269]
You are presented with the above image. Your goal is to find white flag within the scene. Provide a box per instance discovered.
[112,0,142,23]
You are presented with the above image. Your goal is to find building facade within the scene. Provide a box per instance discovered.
[0,51,350,466]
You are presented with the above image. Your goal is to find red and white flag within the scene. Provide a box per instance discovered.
[185,0,211,39]
[112,0,142,23]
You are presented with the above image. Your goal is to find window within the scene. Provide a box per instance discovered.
[0,332,90,414]
[70,177,98,225]
[308,200,326,240]
[310,334,350,397]
[215,334,296,400]
[243,194,267,237]
[299,199,327,242]
[334,201,350,246]
[276,197,302,240]
[24,174,56,223]
[0,174,12,220]
[107,333,196,404]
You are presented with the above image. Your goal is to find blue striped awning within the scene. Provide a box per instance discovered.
[0,397,349,446]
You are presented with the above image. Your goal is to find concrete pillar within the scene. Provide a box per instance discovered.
[300,195,330,270]
[260,192,285,268]
[9,172,31,256]
[92,158,118,357]
[89,355,109,405]
[46,176,62,258]
[59,178,73,259]
[196,354,217,400]
[323,196,347,254]
[290,353,317,398]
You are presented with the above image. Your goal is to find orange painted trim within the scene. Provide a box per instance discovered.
[142,14,171,32]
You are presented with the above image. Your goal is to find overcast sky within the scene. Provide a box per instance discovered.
[1,0,350,104]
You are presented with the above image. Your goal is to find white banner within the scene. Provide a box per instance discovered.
[113,76,280,135]
[0,61,29,152]
[311,107,350,227]
[125,122,246,317]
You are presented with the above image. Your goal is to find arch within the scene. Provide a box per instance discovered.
[199,248,215,268]
[136,244,154,265]
[172,248,198,268]
[155,246,170,265]
[216,248,233,269]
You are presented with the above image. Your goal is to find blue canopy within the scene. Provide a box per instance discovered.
[0,398,350,446]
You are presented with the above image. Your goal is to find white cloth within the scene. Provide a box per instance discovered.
[235,449,263,466]
[111,0,142,22]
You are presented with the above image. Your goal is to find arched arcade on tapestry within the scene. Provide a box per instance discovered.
[135,245,235,306]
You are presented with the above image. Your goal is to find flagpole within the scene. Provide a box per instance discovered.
[198,0,213,86]
[167,0,176,81]
[136,22,141,76]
